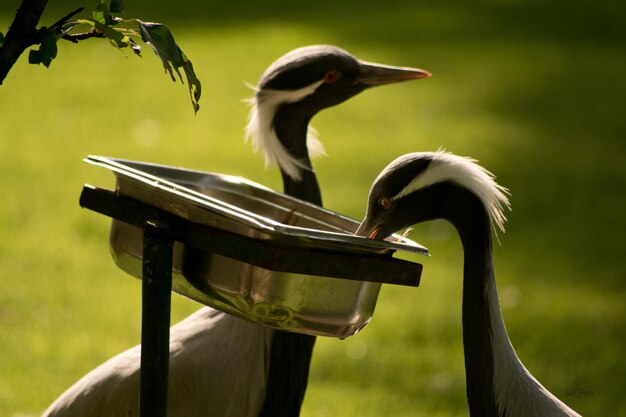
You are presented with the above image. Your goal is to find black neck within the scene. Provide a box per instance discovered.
[446,188,499,417]
[258,105,319,417]
[258,332,316,417]
[281,169,322,206]
[273,104,322,206]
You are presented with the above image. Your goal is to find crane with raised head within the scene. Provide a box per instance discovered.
[356,150,582,417]
[42,45,430,417]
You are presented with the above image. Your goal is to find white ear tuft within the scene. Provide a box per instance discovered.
[394,150,511,235]
[306,126,327,160]
[244,80,325,181]
[435,150,511,235]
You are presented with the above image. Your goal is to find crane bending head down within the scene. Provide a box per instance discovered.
[357,151,582,417]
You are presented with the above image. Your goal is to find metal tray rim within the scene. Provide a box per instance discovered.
[84,155,429,256]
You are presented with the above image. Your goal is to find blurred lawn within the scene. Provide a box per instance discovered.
[1,0,625,415]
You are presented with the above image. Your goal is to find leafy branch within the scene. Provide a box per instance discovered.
[0,0,201,113]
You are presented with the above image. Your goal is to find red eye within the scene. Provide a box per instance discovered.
[323,70,342,84]
[378,196,393,210]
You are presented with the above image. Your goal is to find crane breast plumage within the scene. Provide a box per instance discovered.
[42,307,273,417]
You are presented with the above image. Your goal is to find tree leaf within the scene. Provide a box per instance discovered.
[28,29,58,67]
[93,0,125,22]
[81,19,137,56]
[137,21,202,112]
[91,20,123,47]
[59,22,80,38]
[93,3,116,25]
[181,51,202,114]
[109,0,125,13]
[0,32,5,47]
[51,13,199,113]
[137,22,180,80]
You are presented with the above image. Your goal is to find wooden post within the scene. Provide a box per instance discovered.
[139,220,173,417]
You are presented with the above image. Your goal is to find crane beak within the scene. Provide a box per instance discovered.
[358,62,431,86]
[355,222,382,240]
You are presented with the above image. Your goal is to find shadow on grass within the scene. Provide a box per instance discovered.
[1,1,625,416]
[1,0,621,43]
[2,0,622,302]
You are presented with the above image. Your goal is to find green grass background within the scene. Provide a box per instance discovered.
[1,0,625,415]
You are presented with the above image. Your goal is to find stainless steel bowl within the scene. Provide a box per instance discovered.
[86,156,428,338]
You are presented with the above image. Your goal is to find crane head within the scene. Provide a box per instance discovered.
[356,151,510,240]
[246,45,430,181]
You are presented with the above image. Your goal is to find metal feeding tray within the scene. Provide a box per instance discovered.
[84,156,428,338]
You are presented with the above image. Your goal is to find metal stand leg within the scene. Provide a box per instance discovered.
[140,220,173,417]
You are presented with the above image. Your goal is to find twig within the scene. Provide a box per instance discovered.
[0,0,49,84]
[62,31,107,43]
[49,7,84,30]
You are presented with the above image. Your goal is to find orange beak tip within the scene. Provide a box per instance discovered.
[412,68,431,79]
[368,225,381,239]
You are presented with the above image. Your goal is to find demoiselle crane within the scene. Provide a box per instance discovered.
[42,45,430,417]
[356,151,582,417]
